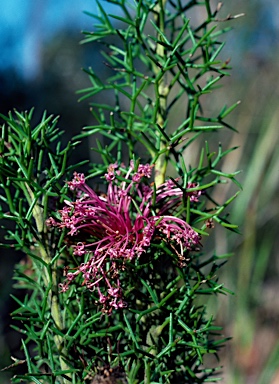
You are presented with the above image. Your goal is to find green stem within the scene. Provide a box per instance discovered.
[153,0,169,186]
[144,360,151,384]
[26,184,71,383]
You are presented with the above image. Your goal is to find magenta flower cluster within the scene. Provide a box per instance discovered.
[47,162,201,314]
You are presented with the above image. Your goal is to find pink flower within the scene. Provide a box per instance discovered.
[48,163,201,314]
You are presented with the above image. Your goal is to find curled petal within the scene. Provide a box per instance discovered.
[48,163,201,313]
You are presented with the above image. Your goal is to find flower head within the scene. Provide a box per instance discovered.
[47,163,201,314]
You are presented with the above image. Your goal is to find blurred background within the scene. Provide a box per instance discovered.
[0,1,278,383]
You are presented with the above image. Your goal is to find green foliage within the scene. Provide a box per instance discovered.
[77,0,237,186]
[0,109,86,248]
[0,110,87,383]
[0,1,241,383]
